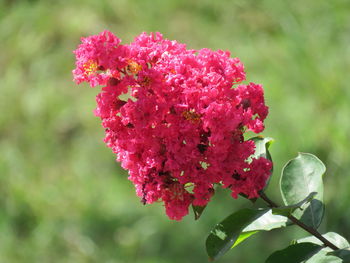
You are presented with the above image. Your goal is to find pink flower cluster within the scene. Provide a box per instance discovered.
[73,31,272,220]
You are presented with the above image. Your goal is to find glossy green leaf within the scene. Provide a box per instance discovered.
[232,210,289,248]
[192,204,207,220]
[298,232,350,249]
[231,231,258,248]
[280,153,325,229]
[249,136,274,191]
[296,232,349,262]
[304,249,342,263]
[328,248,350,262]
[206,208,289,260]
[206,208,269,261]
[250,136,274,161]
[243,209,289,232]
[265,242,323,263]
[272,192,317,216]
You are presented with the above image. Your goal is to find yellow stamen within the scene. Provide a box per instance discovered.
[83,60,98,76]
[182,110,201,123]
[127,60,142,74]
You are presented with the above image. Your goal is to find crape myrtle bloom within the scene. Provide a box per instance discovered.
[73,30,272,220]
[72,30,128,87]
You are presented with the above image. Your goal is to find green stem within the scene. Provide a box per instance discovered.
[259,191,339,251]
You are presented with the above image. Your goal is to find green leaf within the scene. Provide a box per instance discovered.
[243,210,289,232]
[304,249,342,263]
[250,136,274,161]
[233,210,289,248]
[298,232,350,249]
[280,153,325,229]
[206,208,269,261]
[206,208,289,260]
[296,232,350,263]
[192,204,207,220]
[265,243,323,263]
[272,192,317,216]
[328,248,350,262]
[249,136,274,190]
[231,231,258,248]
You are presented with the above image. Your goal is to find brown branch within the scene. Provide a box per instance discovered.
[259,191,339,251]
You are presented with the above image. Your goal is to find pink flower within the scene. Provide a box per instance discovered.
[73,31,272,220]
[72,30,126,87]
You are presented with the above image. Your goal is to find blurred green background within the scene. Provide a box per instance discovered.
[1,0,349,262]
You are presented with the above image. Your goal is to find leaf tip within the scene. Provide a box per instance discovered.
[192,205,207,220]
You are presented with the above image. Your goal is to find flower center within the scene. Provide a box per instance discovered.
[83,60,98,76]
[127,60,142,74]
[182,110,201,123]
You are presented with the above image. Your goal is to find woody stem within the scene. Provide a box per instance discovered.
[259,191,339,250]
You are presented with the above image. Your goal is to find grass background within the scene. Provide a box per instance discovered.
[0,0,349,262]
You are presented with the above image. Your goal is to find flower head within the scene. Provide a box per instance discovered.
[73,31,272,220]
